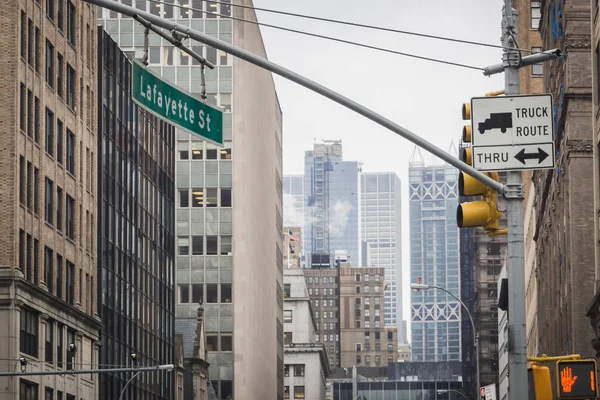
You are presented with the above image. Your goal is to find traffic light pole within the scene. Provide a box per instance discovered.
[501,2,528,399]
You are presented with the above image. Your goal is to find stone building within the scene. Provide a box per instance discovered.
[283,227,302,269]
[535,0,595,357]
[0,1,101,398]
[338,263,398,368]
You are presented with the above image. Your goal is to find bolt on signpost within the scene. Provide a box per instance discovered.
[81,1,561,399]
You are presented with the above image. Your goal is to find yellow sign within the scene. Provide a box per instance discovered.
[556,360,597,399]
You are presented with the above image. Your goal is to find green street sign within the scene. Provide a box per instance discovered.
[131,60,223,146]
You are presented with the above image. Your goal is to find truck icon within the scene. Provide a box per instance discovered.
[478,112,513,134]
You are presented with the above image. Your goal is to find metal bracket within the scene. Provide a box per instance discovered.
[503,183,524,200]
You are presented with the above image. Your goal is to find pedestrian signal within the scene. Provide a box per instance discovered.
[556,360,597,399]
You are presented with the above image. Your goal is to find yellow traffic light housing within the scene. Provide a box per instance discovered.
[457,171,503,233]
[528,365,553,400]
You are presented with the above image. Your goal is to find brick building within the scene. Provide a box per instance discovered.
[534,0,595,358]
[0,0,101,399]
[338,263,398,368]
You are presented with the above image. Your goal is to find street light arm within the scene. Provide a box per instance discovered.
[431,285,475,333]
[119,371,143,400]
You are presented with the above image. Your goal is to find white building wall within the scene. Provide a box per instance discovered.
[285,352,326,400]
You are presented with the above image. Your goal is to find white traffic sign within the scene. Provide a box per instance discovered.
[470,94,555,172]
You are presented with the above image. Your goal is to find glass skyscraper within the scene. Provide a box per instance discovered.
[409,162,461,362]
[303,141,360,266]
[361,172,403,339]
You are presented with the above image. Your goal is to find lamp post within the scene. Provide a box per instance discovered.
[411,282,480,400]
[437,389,470,400]
[118,364,174,400]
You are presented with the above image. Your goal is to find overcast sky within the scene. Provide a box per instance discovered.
[252,0,505,340]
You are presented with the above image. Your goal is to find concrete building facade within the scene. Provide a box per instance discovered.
[338,264,398,368]
[283,268,330,400]
[99,1,284,399]
[284,227,302,269]
[0,0,101,398]
[360,172,403,340]
[534,0,595,358]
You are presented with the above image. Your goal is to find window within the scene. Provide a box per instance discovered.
[56,53,63,98]
[20,308,38,357]
[355,273,360,282]
[221,284,232,303]
[206,284,218,303]
[190,236,202,255]
[34,97,40,143]
[66,329,75,370]
[532,47,543,76]
[67,1,76,45]
[45,387,54,400]
[57,0,63,31]
[284,310,292,323]
[221,236,232,255]
[45,320,54,362]
[205,188,217,207]
[19,230,25,273]
[283,332,292,345]
[177,237,189,255]
[191,189,203,207]
[45,178,54,225]
[56,119,63,164]
[46,0,54,21]
[221,188,232,207]
[21,12,26,59]
[356,343,362,352]
[179,142,190,159]
[284,386,290,399]
[531,1,541,29]
[19,156,25,204]
[35,27,40,73]
[66,260,74,304]
[387,343,394,352]
[56,254,63,299]
[179,189,189,207]
[293,386,305,399]
[45,108,54,156]
[178,284,189,303]
[283,284,290,298]
[20,84,26,131]
[66,129,75,174]
[45,40,54,88]
[294,365,305,377]
[33,239,39,284]
[44,246,53,293]
[20,380,38,400]
[56,323,63,368]
[66,64,75,110]
[206,236,217,255]
[191,284,203,303]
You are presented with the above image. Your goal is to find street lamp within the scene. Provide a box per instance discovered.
[411,282,480,400]
[118,364,174,400]
[437,389,469,400]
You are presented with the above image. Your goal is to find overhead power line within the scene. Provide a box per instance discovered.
[199,0,533,53]
[140,0,484,71]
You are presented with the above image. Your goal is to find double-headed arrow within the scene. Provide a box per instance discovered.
[514,147,549,165]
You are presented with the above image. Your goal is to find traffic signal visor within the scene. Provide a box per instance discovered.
[529,365,553,400]
[462,103,471,120]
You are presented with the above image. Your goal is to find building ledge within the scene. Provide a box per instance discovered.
[285,342,331,378]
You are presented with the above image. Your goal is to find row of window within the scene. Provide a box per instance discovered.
[177,235,232,256]
[354,320,383,329]
[18,230,76,305]
[355,343,395,352]
[356,354,394,366]
[20,308,77,368]
[103,0,232,19]
[178,141,232,160]
[355,273,381,282]
[21,379,78,400]
[178,283,232,304]
[355,285,381,294]
[283,385,304,400]
[178,188,231,208]
[308,287,336,296]
[306,276,336,284]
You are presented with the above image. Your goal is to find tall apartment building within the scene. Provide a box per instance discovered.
[360,172,403,340]
[305,266,341,368]
[283,268,330,400]
[99,1,284,399]
[97,30,176,399]
[533,0,595,358]
[338,264,398,368]
[409,161,461,362]
[0,1,100,398]
[304,141,361,266]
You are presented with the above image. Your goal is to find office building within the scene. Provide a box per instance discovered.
[99,1,284,399]
[338,264,398,368]
[305,265,341,368]
[0,1,101,399]
[409,161,461,362]
[283,268,330,400]
[304,141,360,266]
[360,172,403,339]
[284,175,305,268]
[97,30,176,399]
